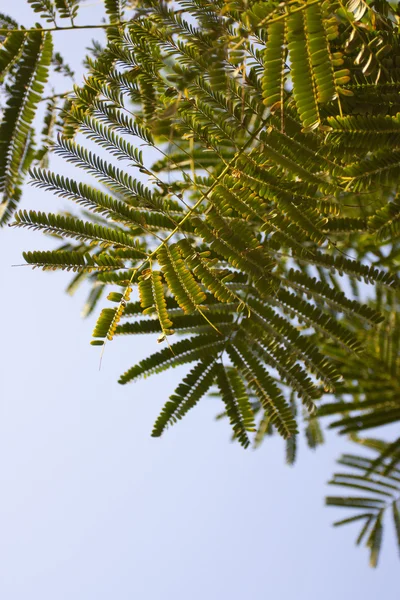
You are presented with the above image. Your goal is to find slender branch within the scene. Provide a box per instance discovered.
[0,22,129,34]
[152,122,267,254]
[40,91,73,102]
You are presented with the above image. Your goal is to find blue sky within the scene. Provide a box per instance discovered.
[0,2,399,598]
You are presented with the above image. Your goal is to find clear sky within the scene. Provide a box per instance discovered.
[0,2,399,599]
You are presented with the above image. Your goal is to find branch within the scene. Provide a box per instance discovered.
[0,22,129,34]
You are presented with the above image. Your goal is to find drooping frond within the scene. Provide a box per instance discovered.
[216,363,251,448]
[6,1,400,504]
[0,30,53,224]
[319,304,400,435]
[152,358,217,437]
[327,439,400,567]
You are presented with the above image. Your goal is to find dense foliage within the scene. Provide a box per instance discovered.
[1,0,400,567]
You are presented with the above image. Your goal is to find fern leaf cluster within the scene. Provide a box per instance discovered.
[327,438,400,567]
[11,0,400,444]
[3,0,400,567]
[0,29,53,224]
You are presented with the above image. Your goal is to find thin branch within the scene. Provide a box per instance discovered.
[0,22,129,34]
[40,91,73,102]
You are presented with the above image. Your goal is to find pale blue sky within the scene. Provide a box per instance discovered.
[0,2,399,598]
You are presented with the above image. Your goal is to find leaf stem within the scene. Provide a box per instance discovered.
[0,22,129,34]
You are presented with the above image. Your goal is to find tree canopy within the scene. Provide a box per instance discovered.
[1,0,400,568]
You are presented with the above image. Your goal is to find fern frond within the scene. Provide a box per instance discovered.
[116,312,233,336]
[342,150,400,192]
[151,269,174,336]
[283,269,384,324]
[152,358,218,437]
[305,415,324,449]
[247,298,341,392]
[327,440,400,567]
[274,287,362,352]
[28,168,184,232]
[23,249,124,271]
[52,136,157,209]
[227,341,298,439]
[262,20,286,110]
[0,30,53,225]
[91,285,132,342]
[0,29,26,83]
[177,238,237,304]
[104,0,124,23]
[327,114,400,150]
[216,363,251,448]
[287,8,321,130]
[27,0,57,23]
[10,1,400,480]
[54,0,80,22]
[12,210,144,251]
[299,253,398,288]
[157,243,206,314]
[368,196,400,241]
[119,333,225,384]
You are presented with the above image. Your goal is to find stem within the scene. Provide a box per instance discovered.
[124,119,269,296]
[0,22,129,34]
[40,91,73,102]
[155,123,265,253]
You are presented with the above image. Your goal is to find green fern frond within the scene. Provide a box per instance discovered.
[116,312,233,336]
[227,341,298,439]
[226,368,257,433]
[368,196,400,241]
[262,20,286,110]
[327,114,400,150]
[28,168,184,232]
[216,363,251,448]
[9,1,400,480]
[287,7,325,130]
[151,269,174,336]
[274,287,362,352]
[0,29,26,83]
[247,298,342,392]
[342,150,400,192]
[305,415,324,449]
[177,239,238,304]
[91,284,132,342]
[152,358,218,437]
[247,331,321,410]
[157,243,206,314]
[12,210,144,251]
[119,333,225,384]
[52,136,157,209]
[302,253,398,288]
[23,249,124,271]
[0,30,53,225]
[327,440,400,567]
[104,0,125,23]
[283,269,384,324]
